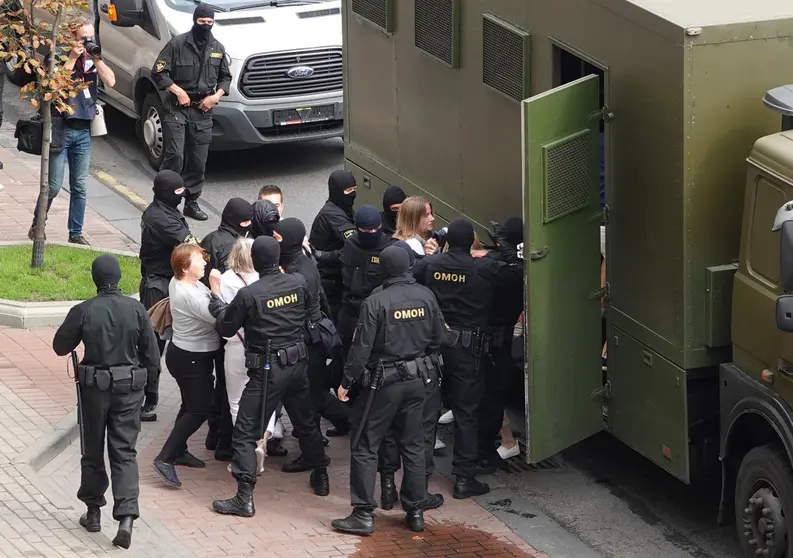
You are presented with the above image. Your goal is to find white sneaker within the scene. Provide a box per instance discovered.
[434,438,446,450]
[438,410,454,424]
[497,443,520,460]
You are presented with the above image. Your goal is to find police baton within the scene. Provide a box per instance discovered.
[71,351,86,457]
[259,339,272,439]
[351,366,382,448]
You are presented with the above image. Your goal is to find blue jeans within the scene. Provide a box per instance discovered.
[32,127,92,237]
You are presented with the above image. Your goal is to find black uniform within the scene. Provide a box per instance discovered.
[309,170,357,320]
[151,3,232,218]
[477,219,525,468]
[139,170,198,419]
[331,246,453,536]
[412,219,521,498]
[277,218,350,434]
[200,198,253,459]
[53,255,160,549]
[210,236,330,518]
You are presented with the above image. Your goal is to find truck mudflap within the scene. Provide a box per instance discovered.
[718,363,793,525]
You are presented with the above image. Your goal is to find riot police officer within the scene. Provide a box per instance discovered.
[209,236,330,517]
[139,170,199,422]
[53,255,160,550]
[412,218,521,499]
[332,245,453,535]
[309,170,357,320]
[251,199,280,238]
[201,198,253,460]
[151,3,232,221]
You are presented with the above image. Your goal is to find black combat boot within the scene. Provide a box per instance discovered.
[141,393,158,422]
[331,509,374,535]
[112,517,134,549]
[406,510,425,532]
[79,505,101,532]
[422,475,444,510]
[453,477,490,499]
[266,439,288,457]
[212,480,255,517]
[380,473,399,510]
[311,467,330,497]
[184,200,208,221]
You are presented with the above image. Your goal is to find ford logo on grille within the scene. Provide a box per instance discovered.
[286,66,314,79]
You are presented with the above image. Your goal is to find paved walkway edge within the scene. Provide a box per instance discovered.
[14,408,79,473]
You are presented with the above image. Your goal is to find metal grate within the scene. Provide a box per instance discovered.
[352,0,394,32]
[482,14,530,102]
[215,16,264,26]
[415,0,460,68]
[239,48,343,100]
[297,7,340,19]
[543,130,593,223]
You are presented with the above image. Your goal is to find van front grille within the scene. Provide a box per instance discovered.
[239,48,343,99]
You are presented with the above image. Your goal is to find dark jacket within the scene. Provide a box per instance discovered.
[339,231,396,316]
[139,199,196,279]
[200,223,240,285]
[53,289,160,387]
[282,251,323,324]
[151,31,232,99]
[485,251,524,328]
[309,200,356,282]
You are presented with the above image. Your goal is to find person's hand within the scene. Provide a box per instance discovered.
[208,292,227,318]
[69,42,85,62]
[170,85,190,106]
[337,386,349,402]
[425,237,439,256]
[199,92,221,112]
[302,236,312,253]
[209,269,222,294]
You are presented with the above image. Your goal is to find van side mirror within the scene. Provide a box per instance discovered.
[781,221,793,293]
[106,0,143,27]
[776,295,793,332]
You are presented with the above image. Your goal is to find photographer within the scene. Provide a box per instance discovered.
[28,19,115,245]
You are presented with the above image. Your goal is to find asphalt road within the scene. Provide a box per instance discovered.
[1,76,744,558]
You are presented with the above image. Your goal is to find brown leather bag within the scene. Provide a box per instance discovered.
[146,297,172,336]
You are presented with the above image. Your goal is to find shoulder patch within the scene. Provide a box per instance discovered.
[184,234,200,245]
[210,52,223,58]
[343,229,355,239]
[154,60,166,72]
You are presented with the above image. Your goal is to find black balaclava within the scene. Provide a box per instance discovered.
[381,185,406,232]
[221,197,253,236]
[380,245,410,281]
[393,239,415,269]
[503,217,524,247]
[192,3,215,44]
[91,254,122,293]
[152,169,184,209]
[275,217,306,266]
[328,170,356,213]
[446,218,475,251]
[354,205,382,249]
[251,236,281,276]
[251,199,280,238]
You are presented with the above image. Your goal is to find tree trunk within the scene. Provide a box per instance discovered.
[31,5,63,269]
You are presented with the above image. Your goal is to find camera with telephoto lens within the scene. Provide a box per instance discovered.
[81,37,101,57]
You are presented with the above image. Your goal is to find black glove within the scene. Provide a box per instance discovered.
[208,292,227,318]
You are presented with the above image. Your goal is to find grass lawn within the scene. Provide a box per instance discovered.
[0,245,140,302]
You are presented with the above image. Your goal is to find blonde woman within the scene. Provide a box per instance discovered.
[393,196,439,257]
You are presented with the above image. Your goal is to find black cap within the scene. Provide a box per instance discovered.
[193,3,215,21]
[91,254,122,291]
[354,205,381,230]
[380,245,410,279]
[251,236,280,274]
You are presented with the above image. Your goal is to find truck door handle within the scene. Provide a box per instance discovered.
[100,3,108,13]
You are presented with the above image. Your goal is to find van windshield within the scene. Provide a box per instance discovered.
[164,0,333,14]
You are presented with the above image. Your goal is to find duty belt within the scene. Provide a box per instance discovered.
[448,326,492,355]
[245,339,307,369]
[77,365,147,393]
[361,354,441,388]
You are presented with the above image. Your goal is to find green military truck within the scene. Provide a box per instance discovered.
[341,0,793,555]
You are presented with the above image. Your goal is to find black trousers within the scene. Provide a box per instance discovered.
[78,385,145,520]
[442,344,485,479]
[307,342,350,430]
[157,344,216,462]
[231,359,327,486]
[478,330,514,461]
[139,276,169,400]
[161,105,212,202]
[350,378,427,512]
[377,378,442,476]
[207,345,233,451]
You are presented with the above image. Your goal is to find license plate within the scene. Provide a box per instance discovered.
[274,105,334,126]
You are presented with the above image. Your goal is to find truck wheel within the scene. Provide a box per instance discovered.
[4,53,36,87]
[141,91,168,171]
[735,445,793,558]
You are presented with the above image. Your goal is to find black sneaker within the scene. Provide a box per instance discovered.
[68,234,90,246]
[152,459,181,488]
[174,451,205,468]
[183,200,208,221]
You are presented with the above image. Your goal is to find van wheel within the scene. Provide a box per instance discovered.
[141,92,168,171]
[4,52,36,87]
[735,445,793,558]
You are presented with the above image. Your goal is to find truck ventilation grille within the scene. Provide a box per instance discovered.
[415,0,460,68]
[215,16,265,25]
[239,48,343,99]
[543,130,592,223]
[483,14,530,102]
[351,0,394,32]
[297,7,340,19]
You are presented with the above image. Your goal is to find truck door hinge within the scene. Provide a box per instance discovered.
[590,204,609,224]
[529,246,550,261]
[589,281,610,303]
[599,105,615,123]
[591,381,611,401]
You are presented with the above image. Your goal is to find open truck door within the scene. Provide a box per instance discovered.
[521,74,604,463]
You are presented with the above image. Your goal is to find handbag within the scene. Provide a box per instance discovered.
[14,112,67,155]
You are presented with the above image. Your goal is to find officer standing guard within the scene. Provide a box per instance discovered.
[139,170,199,422]
[208,237,330,517]
[151,3,232,221]
[332,246,454,536]
[53,255,160,549]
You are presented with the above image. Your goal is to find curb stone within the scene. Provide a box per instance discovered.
[14,409,80,473]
